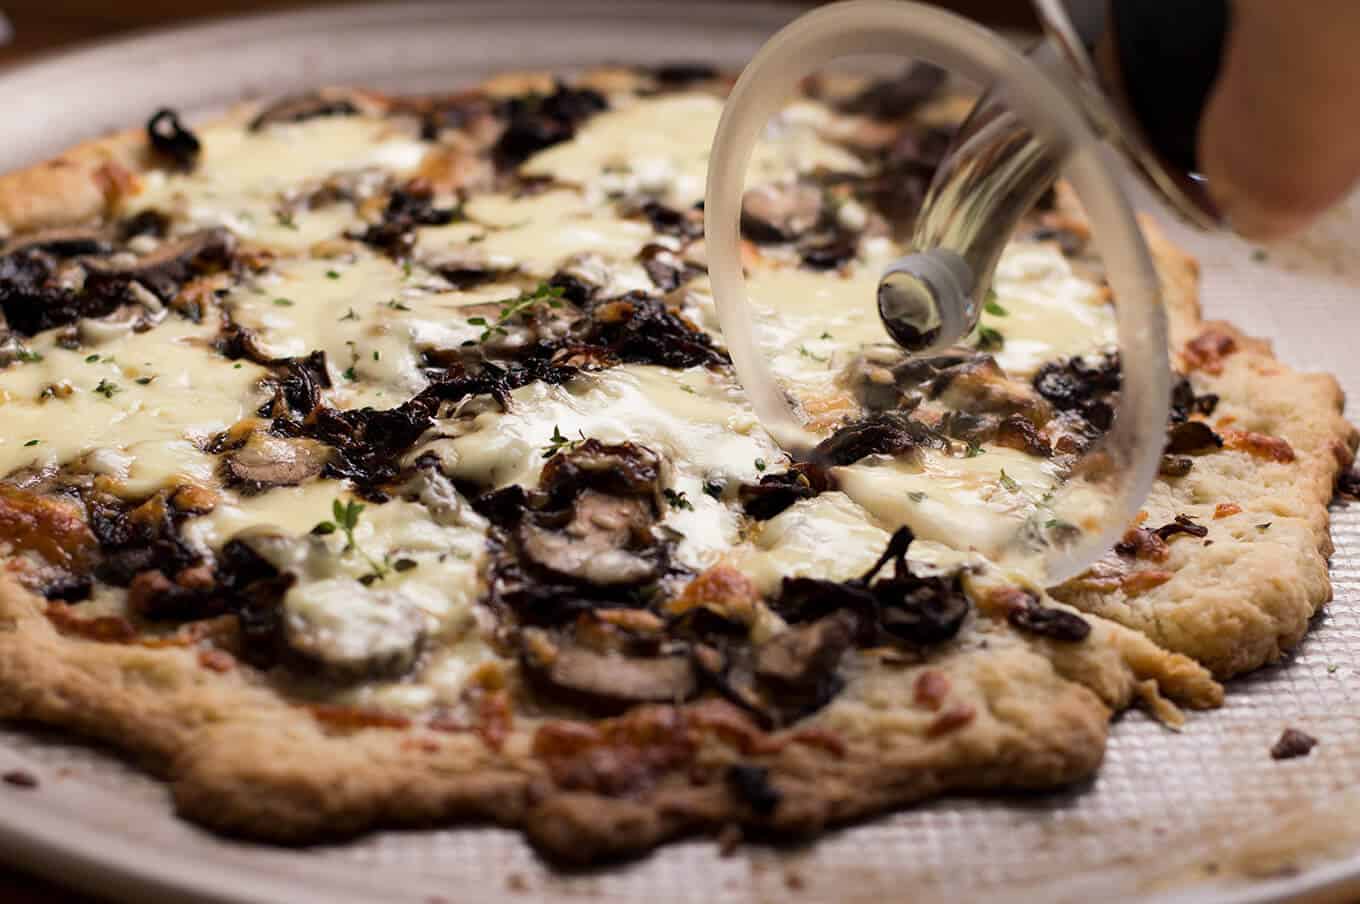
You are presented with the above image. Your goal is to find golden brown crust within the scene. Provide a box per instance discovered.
[1052,220,1359,678]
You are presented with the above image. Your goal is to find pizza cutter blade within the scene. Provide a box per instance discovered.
[704,0,1194,584]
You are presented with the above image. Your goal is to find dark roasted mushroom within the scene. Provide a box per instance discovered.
[810,411,942,467]
[0,227,111,259]
[492,82,608,170]
[521,628,696,714]
[248,91,361,131]
[225,434,331,491]
[738,461,832,520]
[741,182,823,244]
[1165,420,1224,455]
[147,108,201,170]
[84,228,236,302]
[520,491,659,585]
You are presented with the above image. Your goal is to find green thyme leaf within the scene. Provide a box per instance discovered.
[24,439,40,447]
[663,488,694,511]
[273,298,294,307]
[93,379,120,399]
[998,469,1020,492]
[976,325,1005,351]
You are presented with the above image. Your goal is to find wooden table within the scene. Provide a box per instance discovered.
[0,1,1032,900]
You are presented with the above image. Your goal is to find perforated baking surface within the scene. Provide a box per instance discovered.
[1,4,1358,902]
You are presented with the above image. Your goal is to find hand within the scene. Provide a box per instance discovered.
[1198,0,1360,239]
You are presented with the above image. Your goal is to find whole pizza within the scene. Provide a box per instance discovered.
[0,63,1352,864]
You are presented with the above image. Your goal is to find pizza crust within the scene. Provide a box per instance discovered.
[1052,215,1359,678]
[0,565,1219,861]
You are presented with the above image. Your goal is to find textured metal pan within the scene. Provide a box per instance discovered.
[1,3,1358,902]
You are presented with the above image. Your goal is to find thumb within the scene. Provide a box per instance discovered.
[1198,0,1360,240]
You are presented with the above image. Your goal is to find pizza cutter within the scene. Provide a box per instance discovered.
[705,0,1228,583]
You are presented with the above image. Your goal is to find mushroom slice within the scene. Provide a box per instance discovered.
[226,434,331,490]
[741,182,824,244]
[754,611,855,691]
[282,577,427,682]
[522,629,697,713]
[249,90,362,130]
[1,227,112,259]
[520,491,658,586]
[84,228,236,301]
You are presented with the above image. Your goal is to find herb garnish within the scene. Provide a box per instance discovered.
[469,283,565,343]
[998,469,1020,492]
[976,325,1005,351]
[326,269,342,280]
[339,308,359,322]
[16,349,43,363]
[93,379,121,399]
[541,424,583,460]
[273,298,294,307]
[23,439,40,447]
[663,488,694,511]
[314,499,393,583]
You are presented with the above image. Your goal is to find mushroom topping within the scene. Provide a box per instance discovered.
[520,491,659,586]
[741,182,824,244]
[281,576,428,682]
[225,434,331,491]
[932,356,1050,422]
[754,611,855,692]
[0,228,111,259]
[1032,352,1121,432]
[738,461,831,520]
[492,82,608,170]
[248,90,361,131]
[146,108,201,170]
[522,629,698,714]
[810,411,943,467]
[83,228,236,303]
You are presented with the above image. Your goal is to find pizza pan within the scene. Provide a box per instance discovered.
[2,3,1360,902]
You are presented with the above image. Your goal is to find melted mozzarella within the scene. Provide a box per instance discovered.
[835,445,1060,558]
[420,190,656,278]
[984,242,1115,376]
[132,117,429,250]
[423,364,784,490]
[225,251,518,408]
[731,492,891,595]
[524,93,862,207]
[0,319,266,496]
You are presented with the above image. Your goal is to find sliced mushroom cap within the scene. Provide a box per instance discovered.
[754,611,855,690]
[523,628,697,714]
[226,434,331,490]
[931,356,1050,422]
[520,490,658,585]
[1,227,112,259]
[249,91,362,131]
[539,439,663,507]
[84,228,236,301]
[281,577,427,682]
[741,182,823,244]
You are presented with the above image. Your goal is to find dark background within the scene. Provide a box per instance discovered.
[0,1,1027,901]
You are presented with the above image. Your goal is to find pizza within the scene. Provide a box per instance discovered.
[0,63,1352,865]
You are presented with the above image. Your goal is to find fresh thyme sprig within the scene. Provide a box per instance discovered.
[467,283,565,344]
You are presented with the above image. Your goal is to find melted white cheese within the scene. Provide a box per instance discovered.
[983,243,1115,376]
[224,251,518,408]
[0,318,267,496]
[835,445,1060,558]
[731,491,891,595]
[524,93,862,207]
[132,117,429,250]
[421,364,784,490]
